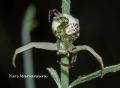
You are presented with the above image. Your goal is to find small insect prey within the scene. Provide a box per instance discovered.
[12,9,104,78]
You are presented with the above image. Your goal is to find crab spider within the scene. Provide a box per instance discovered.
[12,9,104,78]
[49,9,104,77]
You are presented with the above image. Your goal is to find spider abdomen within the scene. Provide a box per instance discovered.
[65,23,79,35]
[52,14,80,33]
[49,9,80,42]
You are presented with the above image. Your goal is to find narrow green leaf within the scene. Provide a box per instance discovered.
[69,64,120,88]
[47,68,62,88]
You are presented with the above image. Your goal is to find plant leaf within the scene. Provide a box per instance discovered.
[47,67,62,88]
[69,64,120,88]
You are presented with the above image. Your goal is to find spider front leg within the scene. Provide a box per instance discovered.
[48,9,62,22]
[74,45,104,78]
[12,42,57,67]
[56,50,78,68]
[49,9,69,23]
[56,50,72,67]
[70,51,78,67]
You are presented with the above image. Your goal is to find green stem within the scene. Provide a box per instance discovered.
[62,0,71,14]
[61,56,69,88]
[61,0,71,88]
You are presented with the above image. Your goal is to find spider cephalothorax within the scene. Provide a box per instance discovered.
[49,9,80,43]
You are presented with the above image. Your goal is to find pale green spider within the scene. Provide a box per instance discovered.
[12,9,104,78]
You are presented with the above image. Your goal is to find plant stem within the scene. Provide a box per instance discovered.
[61,56,69,88]
[62,0,71,14]
[21,5,36,88]
[61,0,71,88]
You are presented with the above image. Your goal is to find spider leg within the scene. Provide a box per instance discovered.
[71,54,77,65]
[12,42,57,68]
[56,50,73,67]
[52,9,61,16]
[75,45,104,78]
[67,50,78,67]
[48,10,53,22]
[48,9,62,22]
[49,9,69,24]
[57,55,77,68]
[57,51,78,68]
[57,60,71,68]
[57,50,70,56]
[53,16,69,24]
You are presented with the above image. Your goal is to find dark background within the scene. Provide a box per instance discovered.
[0,0,120,88]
